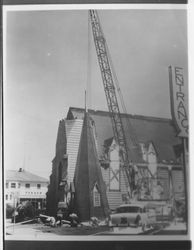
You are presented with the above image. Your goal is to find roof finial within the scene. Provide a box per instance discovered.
[85,90,88,112]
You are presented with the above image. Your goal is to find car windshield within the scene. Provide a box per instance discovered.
[116,206,142,213]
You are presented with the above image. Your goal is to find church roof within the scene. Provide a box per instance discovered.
[67,107,181,163]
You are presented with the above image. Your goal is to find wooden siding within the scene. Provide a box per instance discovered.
[101,166,128,210]
[172,169,184,198]
[120,168,129,193]
[106,191,123,210]
[101,167,109,185]
[65,119,83,182]
[157,167,170,200]
[101,165,184,209]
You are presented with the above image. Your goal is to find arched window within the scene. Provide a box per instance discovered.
[58,162,63,186]
[93,183,101,207]
[147,142,157,176]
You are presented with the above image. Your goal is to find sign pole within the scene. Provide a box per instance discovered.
[182,137,188,233]
[168,65,189,233]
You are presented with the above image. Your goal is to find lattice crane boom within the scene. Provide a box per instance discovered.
[89,9,135,191]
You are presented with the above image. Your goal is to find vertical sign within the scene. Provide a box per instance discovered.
[169,66,188,137]
[169,66,189,233]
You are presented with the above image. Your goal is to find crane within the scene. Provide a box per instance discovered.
[89,10,142,196]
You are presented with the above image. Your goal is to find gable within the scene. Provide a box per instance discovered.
[148,142,156,155]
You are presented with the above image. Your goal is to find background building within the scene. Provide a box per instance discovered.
[5,168,49,210]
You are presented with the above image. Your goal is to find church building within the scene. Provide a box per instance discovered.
[46,107,186,221]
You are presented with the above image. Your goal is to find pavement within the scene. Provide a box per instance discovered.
[4,220,187,240]
[5,223,147,239]
[152,221,187,235]
[164,222,186,231]
[5,222,111,240]
[94,226,144,235]
[6,223,89,240]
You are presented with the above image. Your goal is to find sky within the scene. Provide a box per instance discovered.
[4,7,188,179]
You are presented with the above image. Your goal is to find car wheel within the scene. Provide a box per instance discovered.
[135,215,142,227]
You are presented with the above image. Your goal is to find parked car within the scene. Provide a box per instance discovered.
[110,203,156,229]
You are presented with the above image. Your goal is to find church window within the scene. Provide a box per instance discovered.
[93,183,101,207]
[25,183,30,188]
[11,183,16,188]
[58,163,63,186]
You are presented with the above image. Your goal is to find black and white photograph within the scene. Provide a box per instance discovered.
[3,4,189,242]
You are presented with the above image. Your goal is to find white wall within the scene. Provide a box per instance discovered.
[5,180,48,206]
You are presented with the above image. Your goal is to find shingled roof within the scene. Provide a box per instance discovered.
[6,169,48,183]
[67,107,181,163]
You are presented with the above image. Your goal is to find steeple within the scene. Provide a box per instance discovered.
[74,112,109,221]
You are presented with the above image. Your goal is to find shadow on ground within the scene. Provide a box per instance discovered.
[36,224,111,235]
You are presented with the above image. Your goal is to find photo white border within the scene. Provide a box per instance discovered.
[2,2,192,242]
